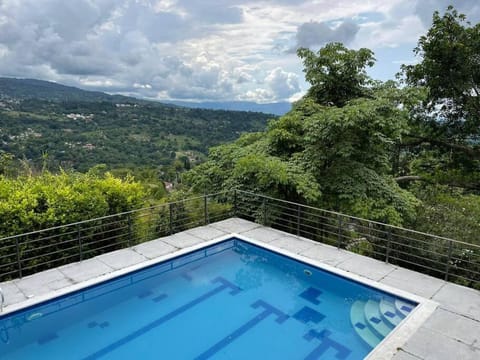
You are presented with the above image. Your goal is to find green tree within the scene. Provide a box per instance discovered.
[401,6,480,190]
[297,42,375,107]
[185,45,418,224]
[267,86,418,224]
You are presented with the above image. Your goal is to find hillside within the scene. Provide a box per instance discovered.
[0,78,127,102]
[165,100,292,116]
[0,78,274,174]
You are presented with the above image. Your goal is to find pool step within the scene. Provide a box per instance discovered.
[395,299,414,318]
[379,299,404,327]
[350,300,382,349]
[364,300,393,338]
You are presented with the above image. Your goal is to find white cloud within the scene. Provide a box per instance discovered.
[0,0,477,103]
[265,67,300,99]
[290,20,359,52]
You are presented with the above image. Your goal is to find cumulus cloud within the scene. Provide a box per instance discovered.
[0,0,478,103]
[415,0,480,26]
[265,67,300,99]
[289,20,359,52]
[239,67,300,102]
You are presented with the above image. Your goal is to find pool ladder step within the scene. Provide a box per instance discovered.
[351,298,412,349]
[364,300,394,338]
[350,301,382,348]
[379,299,405,327]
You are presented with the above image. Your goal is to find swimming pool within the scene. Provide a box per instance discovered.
[0,237,418,359]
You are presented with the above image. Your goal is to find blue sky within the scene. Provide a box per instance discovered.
[0,0,479,103]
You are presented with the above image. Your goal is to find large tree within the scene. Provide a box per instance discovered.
[184,45,418,225]
[401,6,480,189]
[297,42,375,107]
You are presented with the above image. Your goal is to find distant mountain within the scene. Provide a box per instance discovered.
[0,77,133,103]
[0,78,289,116]
[165,100,291,116]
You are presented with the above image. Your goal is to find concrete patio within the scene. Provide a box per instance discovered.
[1,218,479,359]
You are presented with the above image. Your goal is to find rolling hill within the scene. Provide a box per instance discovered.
[0,78,274,175]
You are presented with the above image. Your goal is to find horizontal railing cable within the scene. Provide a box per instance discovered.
[0,189,478,290]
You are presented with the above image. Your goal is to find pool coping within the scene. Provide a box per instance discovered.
[0,231,438,360]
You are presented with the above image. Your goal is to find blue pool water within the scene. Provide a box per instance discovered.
[0,238,417,359]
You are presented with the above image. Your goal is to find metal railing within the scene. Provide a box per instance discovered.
[234,190,480,290]
[0,192,232,281]
[0,189,479,290]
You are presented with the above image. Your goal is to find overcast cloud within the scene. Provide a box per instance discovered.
[0,0,477,103]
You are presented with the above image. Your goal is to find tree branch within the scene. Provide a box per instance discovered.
[402,135,480,160]
[395,175,426,183]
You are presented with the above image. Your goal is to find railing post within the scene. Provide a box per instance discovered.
[385,226,392,264]
[127,213,132,247]
[233,189,237,217]
[15,236,22,278]
[296,205,301,236]
[445,240,453,281]
[169,203,174,235]
[204,195,209,225]
[262,197,267,225]
[337,216,343,249]
[77,224,83,261]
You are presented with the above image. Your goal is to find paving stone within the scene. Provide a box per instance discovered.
[336,253,395,281]
[422,308,480,346]
[240,227,286,243]
[269,236,317,254]
[300,244,355,266]
[160,232,205,248]
[133,239,177,259]
[391,350,423,359]
[0,281,27,306]
[401,326,480,360]
[96,249,146,270]
[432,282,480,320]
[210,217,260,233]
[14,269,73,297]
[59,258,114,283]
[380,267,446,299]
[185,225,228,240]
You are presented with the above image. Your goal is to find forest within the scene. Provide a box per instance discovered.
[0,93,272,175]
[0,6,479,250]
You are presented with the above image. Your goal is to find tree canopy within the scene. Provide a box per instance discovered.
[185,75,419,225]
[401,5,480,190]
[185,6,480,234]
[297,43,375,107]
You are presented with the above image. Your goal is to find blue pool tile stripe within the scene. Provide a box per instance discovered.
[194,300,289,360]
[293,307,326,324]
[354,322,366,330]
[82,277,241,360]
[303,329,351,360]
[299,287,323,305]
[370,317,381,324]
[182,272,194,281]
[152,294,168,303]
[384,311,396,318]
[38,333,59,345]
[137,290,153,299]
[401,305,412,312]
